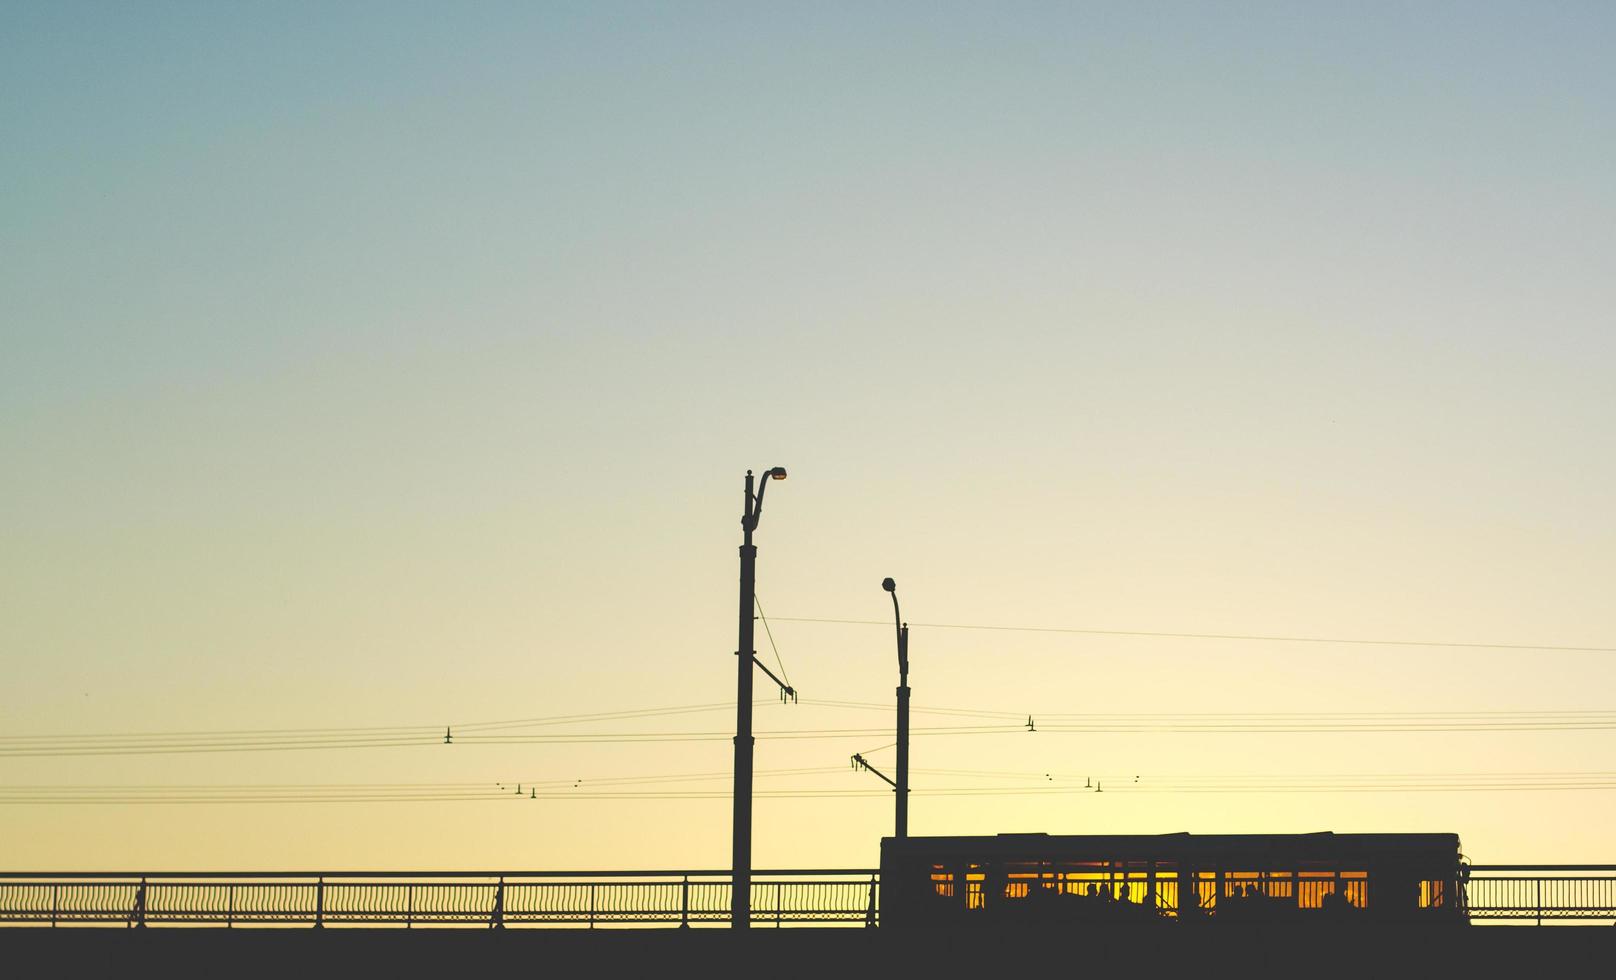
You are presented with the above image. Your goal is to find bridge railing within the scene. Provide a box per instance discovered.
[1464,865,1616,924]
[5,867,1614,927]
[0,870,879,929]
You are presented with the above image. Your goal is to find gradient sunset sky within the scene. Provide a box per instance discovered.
[3,1,1614,871]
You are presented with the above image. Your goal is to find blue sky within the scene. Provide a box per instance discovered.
[3,2,1614,869]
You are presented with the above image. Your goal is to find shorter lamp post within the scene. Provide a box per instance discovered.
[882,577,910,838]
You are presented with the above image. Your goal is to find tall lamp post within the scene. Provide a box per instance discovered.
[881,577,910,839]
[733,466,786,929]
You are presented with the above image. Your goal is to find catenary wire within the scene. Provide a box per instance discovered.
[7,702,1616,758]
[765,616,1616,653]
[9,777,1616,804]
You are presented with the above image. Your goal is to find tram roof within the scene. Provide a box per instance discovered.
[881,831,1462,863]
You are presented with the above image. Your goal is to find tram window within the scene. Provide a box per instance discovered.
[1051,862,1110,898]
[1004,873,1034,901]
[1342,872,1367,908]
[1155,880,1180,916]
[1419,879,1446,909]
[1220,871,1294,902]
[1263,871,1294,901]
[966,866,986,910]
[1297,872,1334,909]
[917,863,987,910]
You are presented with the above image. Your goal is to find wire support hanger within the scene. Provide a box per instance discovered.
[850,753,897,789]
[754,595,797,702]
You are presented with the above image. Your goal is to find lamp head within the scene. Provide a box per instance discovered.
[882,577,896,593]
[768,467,787,480]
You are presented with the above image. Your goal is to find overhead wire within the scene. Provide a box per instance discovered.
[0,701,785,757]
[0,765,852,804]
[8,772,1616,804]
[0,701,769,745]
[765,616,1616,653]
[8,710,1616,757]
[451,701,764,734]
[805,698,1616,722]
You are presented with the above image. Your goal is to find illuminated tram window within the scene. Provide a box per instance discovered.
[1342,872,1368,909]
[966,865,985,910]
[1297,872,1334,909]
[1153,880,1179,917]
[1004,873,1034,901]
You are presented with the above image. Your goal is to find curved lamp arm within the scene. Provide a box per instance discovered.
[749,466,787,529]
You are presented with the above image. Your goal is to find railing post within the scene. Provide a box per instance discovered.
[1536,878,1542,926]
[51,884,58,928]
[490,877,505,929]
[131,878,147,929]
[588,883,595,929]
[680,876,690,929]
[407,884,414,929]
[314,877,324,929]
[775,882,782,928]
[865,875,878,928]
[227,885,234,928]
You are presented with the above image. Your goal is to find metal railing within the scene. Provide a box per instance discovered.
[1465,865,1616,924]
[3,866,1613,927]
[0,870,878,929]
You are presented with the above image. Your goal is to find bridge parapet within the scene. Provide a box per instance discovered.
[4,866,1614,927]
[0,870,880,929]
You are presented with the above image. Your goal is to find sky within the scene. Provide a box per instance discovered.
[2,1,1614,873]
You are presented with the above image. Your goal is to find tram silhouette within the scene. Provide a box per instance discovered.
[880,832,1467,927]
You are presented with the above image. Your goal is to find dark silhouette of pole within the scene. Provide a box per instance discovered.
[734,466,785,929]
[882,577,910,839]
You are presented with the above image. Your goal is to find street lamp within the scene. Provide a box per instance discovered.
[733,466,786,929]
[882,577,911,839]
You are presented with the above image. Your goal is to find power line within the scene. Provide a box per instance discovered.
[0,725,441,742]
[0,702,787,757]
[0,702,771,746]
[0,736,445,758]
[452,724,1023,745]
[10,695,1613,744]
[806,698,1616,722]
[908,767,1616,783]
[7,702,1616,758]
[799,702,1616,735]
[7,717,1616,757]
[8,774,1616,804]
[452,702,765,734]
[806,700,1616,734]
[767,617,1616,654]
[0,766,854,805]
